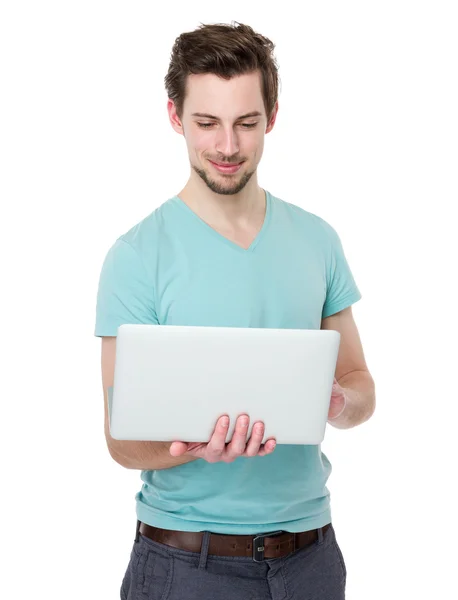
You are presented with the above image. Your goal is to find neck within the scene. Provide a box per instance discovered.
[177,173,265,229]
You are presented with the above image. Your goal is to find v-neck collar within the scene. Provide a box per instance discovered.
[171,189,272,254]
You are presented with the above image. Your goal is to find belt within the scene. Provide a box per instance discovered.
[138,522,331,562]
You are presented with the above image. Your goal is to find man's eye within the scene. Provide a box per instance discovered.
[196,122,258,129]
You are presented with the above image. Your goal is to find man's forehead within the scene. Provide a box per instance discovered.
[184,74,264,118]
[187,71,260,86]
[186,72,262,96]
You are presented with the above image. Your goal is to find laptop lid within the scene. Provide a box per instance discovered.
[109,324,340,445]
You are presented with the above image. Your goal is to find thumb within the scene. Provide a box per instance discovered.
[169,441,189,456]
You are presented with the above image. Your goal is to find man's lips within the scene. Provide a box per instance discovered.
[209,160,244,173]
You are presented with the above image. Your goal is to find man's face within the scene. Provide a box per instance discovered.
[169,71,277,196]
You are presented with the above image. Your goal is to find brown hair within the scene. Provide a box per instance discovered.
[164,21,280,123]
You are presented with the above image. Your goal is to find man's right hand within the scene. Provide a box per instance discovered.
[169,414,276,463]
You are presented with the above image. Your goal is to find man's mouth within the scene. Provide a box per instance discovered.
[209,160,244,174]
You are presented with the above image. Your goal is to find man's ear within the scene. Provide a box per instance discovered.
[266,101,279,134]
[167,99,184,135]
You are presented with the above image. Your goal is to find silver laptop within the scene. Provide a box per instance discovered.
[108,324,340,445]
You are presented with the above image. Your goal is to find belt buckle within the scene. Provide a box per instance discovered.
[252,530,284,562]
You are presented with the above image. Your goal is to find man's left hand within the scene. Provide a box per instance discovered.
[328,377,348,421]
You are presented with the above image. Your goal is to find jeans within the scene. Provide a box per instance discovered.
[120,521,347,599]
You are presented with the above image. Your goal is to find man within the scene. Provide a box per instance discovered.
[95,21,375,600]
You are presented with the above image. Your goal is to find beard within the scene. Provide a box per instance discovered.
[192,161,255,196]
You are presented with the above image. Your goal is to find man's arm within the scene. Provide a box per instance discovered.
[321,306,376,429]
[101,336,198,470]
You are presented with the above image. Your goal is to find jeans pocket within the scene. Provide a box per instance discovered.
[120,546,138,600]
[120,575,129,600]
[134,544,174,600]
[332,539,347,580]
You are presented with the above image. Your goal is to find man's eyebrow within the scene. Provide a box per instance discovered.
[191,111,262,120]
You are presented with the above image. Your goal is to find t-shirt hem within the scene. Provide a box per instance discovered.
[135,503,332,534]
[322,290,362,319]
[94,328,118,337]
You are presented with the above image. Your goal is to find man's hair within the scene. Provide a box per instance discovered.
[164,21,280,122]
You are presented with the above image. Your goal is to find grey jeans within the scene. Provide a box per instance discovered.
[120,521,347,599]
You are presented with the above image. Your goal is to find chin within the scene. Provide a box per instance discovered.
[191,162,255,196]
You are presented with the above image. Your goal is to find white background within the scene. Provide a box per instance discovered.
[1,1,457,598]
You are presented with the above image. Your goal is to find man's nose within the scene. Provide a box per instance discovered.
[215,127,240,158]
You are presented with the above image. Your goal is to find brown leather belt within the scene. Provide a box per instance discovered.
[138,522,331,562]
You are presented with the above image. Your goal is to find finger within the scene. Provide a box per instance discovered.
[328,396,347,420]
[244,421,265,457]
[257,438,277,457]
[169,441,189,456]
[226,414,250,459]
[205,415,230,458]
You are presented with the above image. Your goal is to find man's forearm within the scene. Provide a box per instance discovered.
[330,370,376,429]
[109,440,198,470]
[107,371,376,466]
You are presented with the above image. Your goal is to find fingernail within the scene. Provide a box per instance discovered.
[221,417,229,427]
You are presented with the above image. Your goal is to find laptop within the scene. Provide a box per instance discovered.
[108,324,341,445]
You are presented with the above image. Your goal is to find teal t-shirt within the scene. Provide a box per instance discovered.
[94,190,362,534]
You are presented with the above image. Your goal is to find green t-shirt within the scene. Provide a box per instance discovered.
[94,190,361,533]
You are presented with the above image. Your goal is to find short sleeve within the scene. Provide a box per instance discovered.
[321,222,362,319]
[94,238,158,337]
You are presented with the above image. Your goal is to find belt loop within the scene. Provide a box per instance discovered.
[135,520,141,543]
[317,527,324,545]
[198,532,211,570]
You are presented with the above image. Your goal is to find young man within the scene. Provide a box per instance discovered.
[95,21,375,600]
